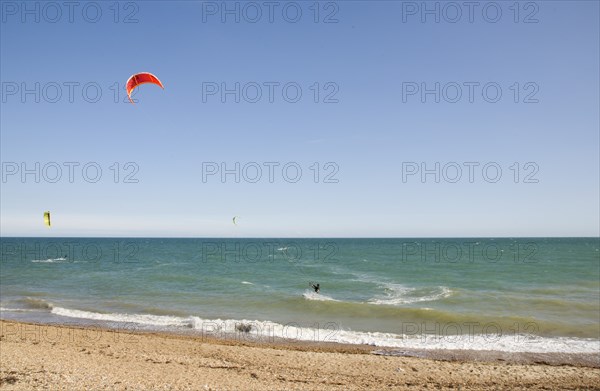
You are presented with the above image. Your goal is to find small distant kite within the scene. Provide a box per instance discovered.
[43,211,51,227]
[233,216,239,226]
[126,72,164,104]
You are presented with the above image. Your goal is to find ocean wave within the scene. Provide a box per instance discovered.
[342,270,453,306]
[42,306,600,354]
[0,307,45,313]
[302,290,339,302]
[31,257,68,263]
[51,307,191,327]
[189,317,600,354]
[18,297,54,310]
[368,284,453,306]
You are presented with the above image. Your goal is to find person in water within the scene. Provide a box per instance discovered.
[311,283,320,293]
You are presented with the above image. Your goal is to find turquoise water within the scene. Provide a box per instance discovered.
[1,238,598,352]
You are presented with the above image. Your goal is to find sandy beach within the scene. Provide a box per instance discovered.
[0,320,598,390]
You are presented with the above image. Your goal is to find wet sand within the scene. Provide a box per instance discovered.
[1,320,598,390]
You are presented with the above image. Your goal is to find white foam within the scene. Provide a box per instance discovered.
[189,316,599,354]
[241,281,254,285]
[45,306,600,354]
[344,269,453,306]
[51,307,191,327]
[368,284,453,305]
[31,258,67,263]
[0,307,42,312]
[302,290,339,302]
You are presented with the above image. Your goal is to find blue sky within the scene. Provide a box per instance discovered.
[1,1,599,237]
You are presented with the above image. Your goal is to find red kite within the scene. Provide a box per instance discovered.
[126,72,164,104]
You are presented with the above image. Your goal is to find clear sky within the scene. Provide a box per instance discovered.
[1,0,599,237]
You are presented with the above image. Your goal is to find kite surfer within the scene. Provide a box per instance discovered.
[310,283,320,293]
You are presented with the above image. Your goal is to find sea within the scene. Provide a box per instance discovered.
[1,237,598,354]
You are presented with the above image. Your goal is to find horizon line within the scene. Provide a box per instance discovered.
[1,236,599,239]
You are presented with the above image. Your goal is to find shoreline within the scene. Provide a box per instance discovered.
[3,304,599,354]
[2,318,599,367]
[1,320,599,390]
